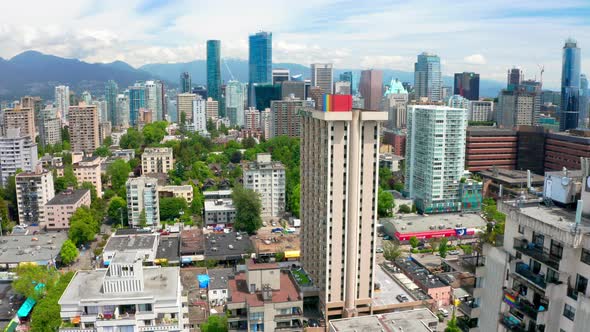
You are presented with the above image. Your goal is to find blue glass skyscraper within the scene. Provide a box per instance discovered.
[560,38,581,131]
[248,31,272,106]
[180,72,192,94]
[129,85,146,126]
[207,40,221,104]
[105,80,118,126]
[414,52,442,102]
[581,74,589,128]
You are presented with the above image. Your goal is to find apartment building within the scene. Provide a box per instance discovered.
[243,153,285,217]
[58,252,185,332]
[158,185,193,203]
[68,104,100,153]
[45,189,91,230]
[0,128,38,186]
[16,168,55,226]
[126,177,160,228]
[3,106,35,138]
[227,260,303,331]
[73,156,104,198]
[142,147,174,174]
[300,106,387,319]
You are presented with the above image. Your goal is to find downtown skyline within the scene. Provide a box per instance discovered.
[0,0,589,89]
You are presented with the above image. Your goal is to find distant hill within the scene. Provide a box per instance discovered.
[140,60,505,98]
[0,51,505,101]
[0,51,158,100]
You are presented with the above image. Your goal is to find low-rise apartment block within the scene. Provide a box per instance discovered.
[73,156,104,198]
[243,153,285,217]
[16,168,54,226]
[45,189,91,230]
[158,185,194,203]
[142,147,174,174]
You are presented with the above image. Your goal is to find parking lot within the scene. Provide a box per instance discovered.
[372,265,414,307]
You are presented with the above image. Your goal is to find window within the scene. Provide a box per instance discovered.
[550,240,563,259]
[576,274,588,296]
[518,225,525,234]
[581,249,590,265]
[532,232,544,247]
[563,303,575,321]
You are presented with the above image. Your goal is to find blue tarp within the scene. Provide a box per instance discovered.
[17,297,35,318]
[197,274,209,288]
[181,257,192,264]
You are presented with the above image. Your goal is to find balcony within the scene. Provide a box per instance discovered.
[458,300,480,317]
[513,238,560,270]
[138,325,181,332]
[274,307,303,321]
[513,262,546,289]
[275,319,303,331]
[503,289,548,320]
[499,313,526,332]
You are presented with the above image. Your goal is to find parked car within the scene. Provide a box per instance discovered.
[396,294,409,302]
[438,308,449,317]
[307,319,319,327]
[271,228,283,233]
[376,247,384,253]
[449,250,461,255]
[383,235,392,240]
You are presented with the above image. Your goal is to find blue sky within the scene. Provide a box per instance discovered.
[0,0,589,88]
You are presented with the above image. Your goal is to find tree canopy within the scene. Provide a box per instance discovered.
[378,188,395,217]
[200,315,228,332]
[60,239,79,265]
[159,197,188,222]
[107,196,127,226]
[69,206,100,246]
[107,159,132,197]
[232,185,262,234]
[142,121,167,146]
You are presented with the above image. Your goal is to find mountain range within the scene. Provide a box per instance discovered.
[0,51,505,100]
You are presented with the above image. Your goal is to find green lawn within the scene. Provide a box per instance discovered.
[291,269,311,285]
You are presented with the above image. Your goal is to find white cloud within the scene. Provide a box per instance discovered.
[360,56,413,70]
[464,54,487,65]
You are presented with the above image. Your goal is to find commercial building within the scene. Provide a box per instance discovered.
[45,189,91,230]
[3,106,35,138]
[16,168,55,226]
[249,31,273,106]
[270,96,309,138]
[180,71,191,93]
[68,104,100,153]
[142,147,174,174]
[280,81,305,100]
[58,252,185,331]
[508,67,523,87]
[479,168,544,199]
[126,177,160,228]
[254,84,281,111]
[333,81,351,95]
[311,63,333,94]
[454,72,480,100]
[0,128,38,186]
[243,153,286,217]
[204,231,252,262]
[206,97,219,120]
[406,105,468,213]
[244,108,261,130]
[55,85,70,121]
[561,38,582,130]
[329,308,438,332]
[203,195,235,226]
[465,127,517,172]
[272,68,290,85]
[177,93,196,124]
[73,156,104,198]
[105,80,118,126]
[225,80,246,127]
[102,230,160,264]
[226,260,303,331]
[448,94,470,109]
[381,78,408,129]
[496,80,541,128]
[414,52,442,102]
[129,84,147,126]
[206,40,221,103]
[544,130,590,171]
[517,126,547,175]
[359,69,383,110]
[383,129,406,157]
[158,185,194,203]
[190,96,207,134]
[469,100,494,122]
[300,106,387,318]
[0,233,67,269]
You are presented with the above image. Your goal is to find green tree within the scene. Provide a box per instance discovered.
[55,166,78,193]
[108,159,132,196]
[290,184,300,217]
[142,121,168,146]
[29,272,74,332]
[438,237,449,258]
[159,197,188,221]
[200,314,228,332]
[12,265,58,300]
[119,128,144,150]
[69,206,99,246]
[232,185,262,234]
[409,236,420,249]
[444,311,461,332]
[229,150,242,163]
[242,136,257,149]
[428,237,441,254]
[0,198,13,234]
[191,190,204,215]
[275,252,285,262]
[81,182,98,202]
[60,239,79,265]
[139,209,147,228]
[378,188,395,217]
[107,196,127,226]
[383,241,402,261]
[398,204,412,214]
[190,161,214,182]
[5,175,18,220]
[93,145,111,157]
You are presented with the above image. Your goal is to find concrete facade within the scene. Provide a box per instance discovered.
[16,168,54,226]
[126,177,160,228]
[68,104,100,154]
[0,128,37,186]
[45,189,91,230]
[142,147,174,174]
[3,107,35,139]
[243,153,286,217]
[73,156,104,198]
[465,127,517,172]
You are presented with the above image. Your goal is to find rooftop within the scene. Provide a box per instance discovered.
[208,268,234,290]
[46,189,89,206]
[180,229,205,254]
[104,234,158,253]
[246,259,278,270]
[204,232,253,261]
[59,266,180,305]
[384,213,487,234]
[395,258,447,289]
[500,200,590,232]
[228,271,300,307]
[0,233,67,264]
[467,127,517,136]
[156,236,180,262]
[204,199,235,212]
[329,308,438,332]
[479,168,545,186]
[143,147,173,154]
[252,228,301,255]
[379,153,405,161]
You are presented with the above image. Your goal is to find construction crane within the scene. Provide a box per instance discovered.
[537,64,545,88]
[223,58,236,81]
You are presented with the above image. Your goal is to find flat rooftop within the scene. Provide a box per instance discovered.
[329,308,438,332]
[59,266,180,304]
[104,234,158,252]
[228,271,300,307]
[204,232,253,261]
[252,228,300,255]
[501,201,590,231]
[479,169,544,185]
[0,233,67,264]
[372,265,415,307]
[156,236,180,262]
[46,189,89,206]
[204,199,235,212]
[395,258,447,289]
[208,268,234,290]
[384,213,487,234]
[180,229,205,254]
[180,268,209,326]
